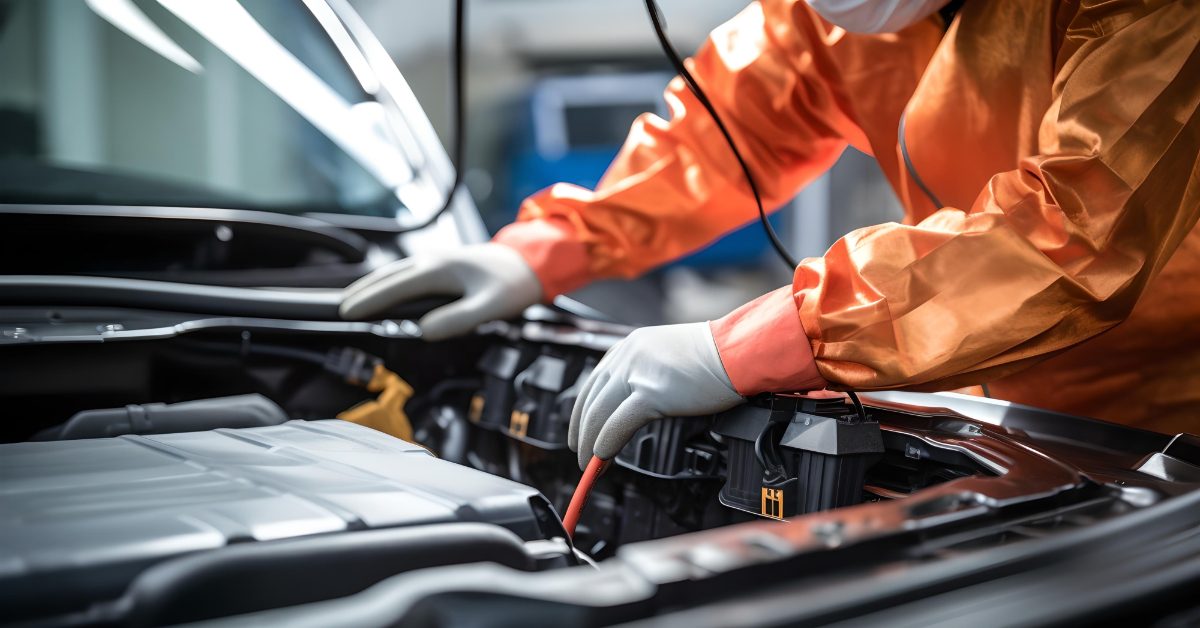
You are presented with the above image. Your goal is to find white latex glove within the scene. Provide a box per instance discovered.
[568,322,744,470]
[339,243,542,341]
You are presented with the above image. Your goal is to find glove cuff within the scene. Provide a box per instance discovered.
[492,217,591,300]
[709,286,827,396]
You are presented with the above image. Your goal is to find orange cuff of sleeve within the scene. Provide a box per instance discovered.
[492,218,593,300]
[709,286,827,396]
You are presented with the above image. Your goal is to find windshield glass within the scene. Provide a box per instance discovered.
[0,0,406,216]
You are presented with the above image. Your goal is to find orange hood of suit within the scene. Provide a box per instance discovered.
[494,0,1200,434]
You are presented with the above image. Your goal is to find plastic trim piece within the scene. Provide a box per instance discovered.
[0,204,371,262]
[119,523,538,626]
[184,489,1200,627]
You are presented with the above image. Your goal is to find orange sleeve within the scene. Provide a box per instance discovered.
[493,0,941,298]
[717,0,1200,395]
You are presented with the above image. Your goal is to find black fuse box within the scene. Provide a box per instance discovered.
[713,394,883,520]
[616,416,723,479]
[612,417,736,545]
[470,342,539,431]
[506,351,594,448]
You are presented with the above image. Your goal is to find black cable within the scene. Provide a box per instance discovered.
[753,420,788,483]
[646,5,895,407]
[643,0,798,271]
[898,112,943,209]
[846,391,867,422]
[395,0,466,234]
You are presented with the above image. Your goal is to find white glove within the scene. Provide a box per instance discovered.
[339,243,542,341]
[568,322,744,470]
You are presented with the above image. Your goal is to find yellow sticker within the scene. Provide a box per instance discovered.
[468,394,485,423]
[761,487,784,520]
[509,410,530,437]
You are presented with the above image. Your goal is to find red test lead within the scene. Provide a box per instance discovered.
[563,456,610,540]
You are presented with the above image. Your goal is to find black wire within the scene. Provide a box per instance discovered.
[846,391,868,422]
[395,0,466,234]
[753,419,788,484]
[647,4,888,406]
[898,111,943,209]
[643,0,798,271]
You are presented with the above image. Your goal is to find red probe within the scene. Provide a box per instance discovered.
[563,456,609,539]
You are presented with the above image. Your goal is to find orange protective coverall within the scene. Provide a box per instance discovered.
[494,0,1200,434]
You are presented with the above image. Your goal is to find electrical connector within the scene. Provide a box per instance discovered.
[323,347,383,387]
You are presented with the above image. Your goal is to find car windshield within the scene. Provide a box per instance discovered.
[0,0,411,216]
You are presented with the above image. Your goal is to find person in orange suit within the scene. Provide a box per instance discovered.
[343,0,1200,468]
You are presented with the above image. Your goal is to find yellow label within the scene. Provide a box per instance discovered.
[509,410,530,437]
[468,394,485,423]
[761,487,784,520]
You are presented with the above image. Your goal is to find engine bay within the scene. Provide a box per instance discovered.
[0,307,994,551]
[2,305,1196,626]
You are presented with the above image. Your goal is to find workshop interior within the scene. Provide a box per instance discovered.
[1,1,1198,627]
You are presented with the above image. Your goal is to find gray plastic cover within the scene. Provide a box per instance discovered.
[0,420,560,618]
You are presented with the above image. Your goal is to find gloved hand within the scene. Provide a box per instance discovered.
[339,243,542,341]
[568,322,744,470]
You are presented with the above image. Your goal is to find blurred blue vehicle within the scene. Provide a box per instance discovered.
[505,71,782,269]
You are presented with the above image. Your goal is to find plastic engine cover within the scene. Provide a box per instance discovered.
[0,420,563,623]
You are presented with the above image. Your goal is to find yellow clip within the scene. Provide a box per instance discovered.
[468,394,485,423]
[509,410,530,437]
[336,364,415,442]
[761,487,784,520]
